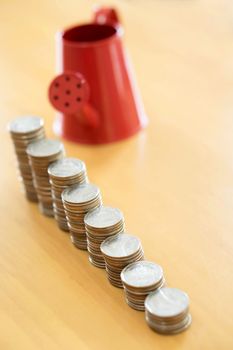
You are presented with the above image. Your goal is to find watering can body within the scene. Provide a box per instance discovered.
[48,8,148,144]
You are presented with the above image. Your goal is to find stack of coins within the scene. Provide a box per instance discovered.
[145,287,191,334]
[121,261,165,311]
[84,206,125,268]
[26,139,65,216]
[48,158,88,231]
[62,183,102,250]
[8,116,45,201]
[100,233,144,288]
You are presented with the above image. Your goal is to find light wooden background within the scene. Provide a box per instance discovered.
[0,0,233,349]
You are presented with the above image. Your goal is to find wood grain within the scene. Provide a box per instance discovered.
[0,0,233,349]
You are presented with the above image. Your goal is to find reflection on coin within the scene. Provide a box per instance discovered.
[27,139,64,158]
[85,206,123,229]
[48,158,86,179]
[8,116,44,134]
[101,233,141,258]
[145,287,189,318]
[62,183,99,204]
[145,287,191,334]
[121,261,163,288]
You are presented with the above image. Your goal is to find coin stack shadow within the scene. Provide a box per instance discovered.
[100,233,144,288]
[62,183,102,250]
[145,287,192,334]
[26,139,65,216]
[48,158,88,231]
[84,206,125,268]
[8,116,45,202]
[121,261,165,311]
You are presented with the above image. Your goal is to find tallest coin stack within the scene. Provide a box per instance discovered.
[8,116,45,202]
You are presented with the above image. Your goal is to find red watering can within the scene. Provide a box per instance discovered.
[48,7,148,144]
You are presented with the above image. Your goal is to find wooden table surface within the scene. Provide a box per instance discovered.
[1,0,233,349]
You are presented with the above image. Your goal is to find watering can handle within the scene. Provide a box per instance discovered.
[93,7,121,28]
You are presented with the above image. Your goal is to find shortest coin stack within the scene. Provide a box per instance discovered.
[27,139,65,216]
[121,261,165,311]
[145,287,191,334]
[62,183,102,250]
[85,206,125,268]
[8,116,45,201]
[48,158,88,231]
[100,233,144,288]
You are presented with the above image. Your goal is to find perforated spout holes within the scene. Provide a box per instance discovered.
[48,72,90,115]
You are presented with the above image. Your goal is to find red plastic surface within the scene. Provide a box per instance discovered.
[48,7,148,144]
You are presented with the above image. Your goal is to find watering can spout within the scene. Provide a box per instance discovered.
[48,72,99,128]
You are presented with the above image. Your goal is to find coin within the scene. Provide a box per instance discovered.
[27,139,64,158]
[145,314,192,334]
[145,287,189,317]
[145,287,191,334]
[26,139,65,216]
[84,206,125,268]
[101,233,141,258]
[84,206,123,229]
[48,158,88,230]
[121,261,164,288]
[8,115,44,135]
[62,182,99,204]
[8,116,45,201]
[100,233,144,287]
[48,157,86,179]
[62,183,102,249]
[120,261,165,311]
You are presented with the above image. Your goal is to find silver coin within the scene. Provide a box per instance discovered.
[84,206,123,228]
[27,139,64,157]
[62,183,100,204]
[48,157,86,178]
[121,261,163,288]
[100,233,141,258]
[145,287,190,318]
[145,313,192,334]
[8,116,44,134]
